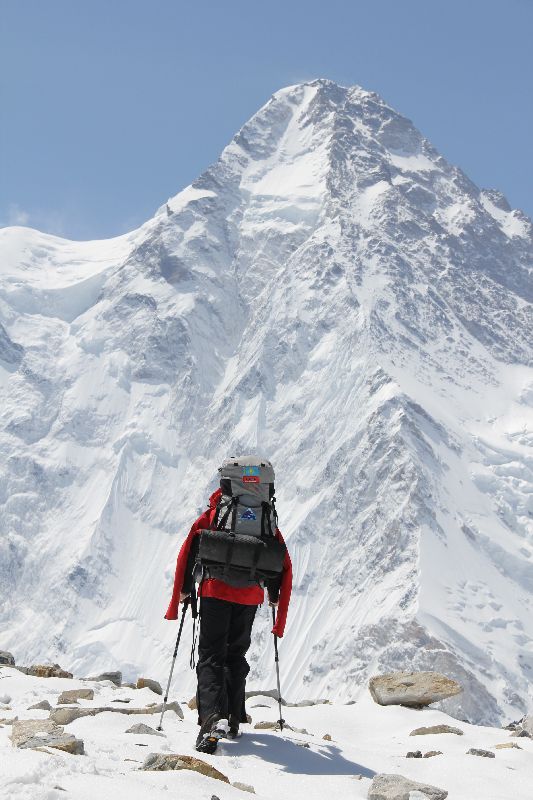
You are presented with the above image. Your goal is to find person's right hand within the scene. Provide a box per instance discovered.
[179,592,190,603]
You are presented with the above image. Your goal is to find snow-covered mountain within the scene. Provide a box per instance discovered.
[1,79,532,726]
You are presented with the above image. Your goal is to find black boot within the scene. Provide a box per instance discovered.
[227,713,240,739]
[195,713,229,754]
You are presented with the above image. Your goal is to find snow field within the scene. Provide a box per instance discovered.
[1,668,532,800]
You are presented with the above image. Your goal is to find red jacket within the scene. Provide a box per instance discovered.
[165,488,292,637]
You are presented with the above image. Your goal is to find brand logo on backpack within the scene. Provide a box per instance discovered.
[242,465,260,484]
[240,508,257,521]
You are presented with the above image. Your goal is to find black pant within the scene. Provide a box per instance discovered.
[196,597,257,725]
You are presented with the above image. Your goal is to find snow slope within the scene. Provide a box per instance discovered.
[0,80,532,726]
[1,666,531,800]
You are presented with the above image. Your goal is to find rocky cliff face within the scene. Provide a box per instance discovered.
[1,79,532,725]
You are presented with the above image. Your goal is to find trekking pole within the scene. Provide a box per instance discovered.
[157,597,190,731]
[272,606,285,731]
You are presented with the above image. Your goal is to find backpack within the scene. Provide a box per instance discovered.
[196,455,286,588]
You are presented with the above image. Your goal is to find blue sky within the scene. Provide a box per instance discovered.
[1,0,531,240]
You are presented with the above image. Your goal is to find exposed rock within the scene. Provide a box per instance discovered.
[519,715,533,737]
[232,782,256,793]
[406,750,423,758]
[126,723,165,736]
[112,698,132,703]
[141,753,229,782]
[86,671,122,686]
[245,689,285,705]
[123,682,137,689]
[188,695,197,710]
[50,707,98,725]
[27,664,73,679]
[0,650,15,666]
[149,701,183,719]
[136,677,163,695]
[323,733,332,741]
[467,748,495,758]
[28,700,52,711]
[423,751,443,758]
[11,719,84,755]
[369,672,462,708]
[50,700,183,725]
[254,721,277,729]
[368,773,448,799]
[410,725,463,736]
[57,688,94,704]
[494,742,522,750]
[285,698,331,707]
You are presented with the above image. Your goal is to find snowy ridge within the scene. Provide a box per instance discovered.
[0,79,532,726]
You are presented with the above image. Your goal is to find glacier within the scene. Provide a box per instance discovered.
[0,79,532,726]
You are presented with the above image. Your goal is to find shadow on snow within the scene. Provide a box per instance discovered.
[219,732,376,777]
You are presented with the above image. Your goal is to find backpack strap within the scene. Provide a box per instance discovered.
[261,502,274,538]
[216,496,238,531]
[223,533,237,580]
[249,538,264,581]
[271,496,279,527]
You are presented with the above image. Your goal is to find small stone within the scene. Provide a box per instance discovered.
[141,753,230,782]
[369,671,462,708]
[112,698,132,703]
[424,751,443,758]
[467,748,495,758]
[86,671,122,686]
[368,773,448,800]
[323,733,332,741]
[50,707,95,725]
[126,723,165,736]
[28,664,73,679]
[57,689,94,704]
[0,651,15,666]
[245,689,284,704]
[11,719,84,755]
[232,782,255,793]
[297,742,310,748]
[50,700,183,725]
[410,725,463,736]
[494,742,522,750]
[406,750,423,758]
[136,677,163,695]
[28,700,52,711]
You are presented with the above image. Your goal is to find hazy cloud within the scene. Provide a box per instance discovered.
[5,203,30,226]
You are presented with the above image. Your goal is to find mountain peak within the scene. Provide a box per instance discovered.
[1,84,532,726]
